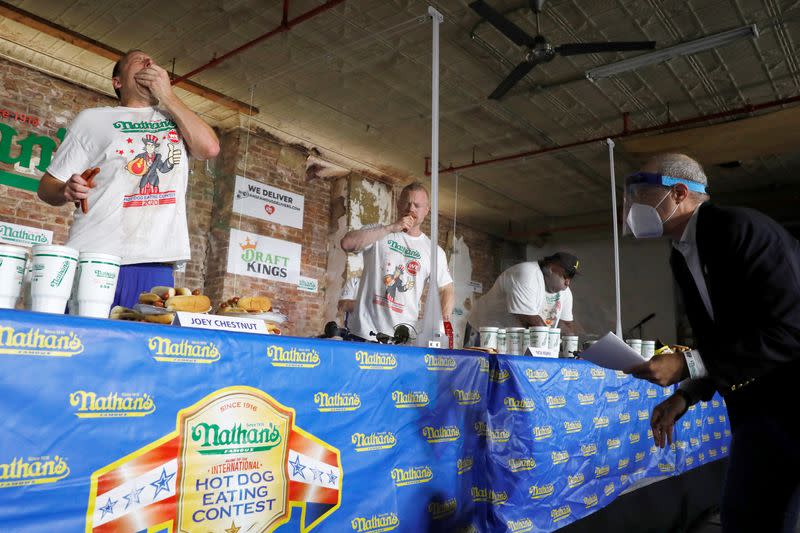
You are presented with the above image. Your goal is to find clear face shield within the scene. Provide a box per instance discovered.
[622,172,707,238]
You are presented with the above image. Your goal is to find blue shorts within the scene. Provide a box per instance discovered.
[112,263,174,309]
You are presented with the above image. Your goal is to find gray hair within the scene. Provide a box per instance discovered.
[645,153,710,198]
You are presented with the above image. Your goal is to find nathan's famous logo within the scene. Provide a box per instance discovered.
[113,118,176,133]
[387,239,421,260]
[638,409,649,420]
[721,445,729,454]
[659,462,676,473]
[564,420,582,434]
[618,458,630,470]
[504,396,535,412]
[428,498,456,520]
[568,473,585,488]
[615,370,629,379]
[551,505,572,523]
[267,345,320,368]
[619,412,631,424]
[424,354,456,371]
[628,390,640,401]
[489,366,510,383]
[488,427,511,443]
[578,393,595,405]
[314,392,361,412]
[584,494,599,508]
[49,260,71,288]
[355,350,397,370]
[0,326,83,357]
[714,431,722,440]
[635,451,645,462]
[392,390,429,408]
[352,431,397,452]
[525,368,548,382]
[682,420,691,430]
[0,455,69,488]
[719,415,727,423]
[593,416,609,429]
[474,421,488,438]
[621,474,630,484]
[391,465,433,487]
[646,388,658,398]
[453,389,481,405]
[605,391,620,402]
[507,458,536,473]
[702,433,710,442]
[709,449,718,458]
[686,456,695,466]
[701,401,708,409]
[551,451,569,465]
[87,387,342,533]
[607,437,621,450]
[546,395,566,408]
[725,429,731,437]
[604,482,615,496]
[471,486,508,505]
[690,437,700,447]
[423,425,460,443]
[629,432,642,444]
[69,390,155,418]
[351,512,400,533]
[533,425,553,441]
[595,465,610,478]
[507,518,534,533]
[0,121,65,180]
[238,237,291,278]
[148,336,220,364]
[590,368,606,379]
[561,368,579,381]
[529,483,554,499]
[581,444,597,457]
[457,457,474,475]
[478,357,490,373]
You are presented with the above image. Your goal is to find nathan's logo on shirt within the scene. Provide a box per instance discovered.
[706,416,716,425]
[701,433,710,442]
[314,392,361,412]
[618,458,630,470]
[646,388,658,398]
[489,367,510,383]
[113,119,177,133]
[69,391,155,418]
[615,370,629,379]
[578,393,595,405]
[564,420,582,434]
[453,389,481,405]
[351,512,399,533]
[392,390,430,408]
[700,401,708,409]
[690,437,700,447]
[546,395,566,408]
[629,432,641,444]
[714,431,723,440]
[712,399,721,408]
[581,444,597,457]
[568,473,585,488]
[504,397,535,412]
[595,465,610,478]
[724,429,731,437]
[239,238,290,279]
[525,368,549,382]
[391,466,433,487]
[682,420,691,430]
[472,486,508,505]
[0,455,70,488]
[267,345,320,368]
[619,412,631,424]
[507,458,536,473]
[457,457,474,475]
[423,425,460,443]
[487,428,511,443]
[386,240,422,260]
[648,429,654,439]
[709,448,718,458]
[533,425,553,440]
[638,409,649,421]
[584,494,599,508]
[590,368,606,379]
[478,357,490,373]
[561,368,579,381]
[474,421,488,438]
[628,390,640,401]
[635,451,645,462]
[607,438,621,449]
[605,391,620,402]
[686,456,695,466]
[551,451,569,465]
[190,421,282,455]
[551,505,572,523]
[529,483,554,499]
[659,463,676,473]
[148,336,220,364]
[0,326,83,357]
[428,498,456,520]
[719,415,726,423]
[507,518,534,533]
[593,416,609,429]
[604,482,615,496]
[355,350,397,370]
[699,452,706,461]
[424,354,456,371]
[352,431,397,452]
[721,445,728,454]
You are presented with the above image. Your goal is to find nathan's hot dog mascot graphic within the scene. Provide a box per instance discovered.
[383,264,415,304]
[126,133,181,195]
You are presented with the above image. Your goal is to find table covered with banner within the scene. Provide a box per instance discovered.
[0,309,730,532]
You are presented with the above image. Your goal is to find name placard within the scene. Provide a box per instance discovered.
[525,347,560,359]
[175,312,268,334]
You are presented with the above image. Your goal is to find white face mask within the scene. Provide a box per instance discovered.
[626,190,679,239]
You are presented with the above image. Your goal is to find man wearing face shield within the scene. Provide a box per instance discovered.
[464,252,579,346]
[623,153,800,532]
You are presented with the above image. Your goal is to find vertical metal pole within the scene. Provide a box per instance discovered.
[607,138,623,338]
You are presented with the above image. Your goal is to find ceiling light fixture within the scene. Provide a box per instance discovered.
[585,24,759,81]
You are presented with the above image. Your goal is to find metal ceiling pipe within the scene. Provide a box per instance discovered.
[425,94,800,175]
[171,0,346,85]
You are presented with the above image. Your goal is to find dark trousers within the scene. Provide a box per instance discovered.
[720,363,800,532]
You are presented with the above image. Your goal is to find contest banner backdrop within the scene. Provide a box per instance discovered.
[0,310,729,532]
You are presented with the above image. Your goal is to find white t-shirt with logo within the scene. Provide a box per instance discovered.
[47,106,190,265]
[468,261,573,329]
[350,228,453,340]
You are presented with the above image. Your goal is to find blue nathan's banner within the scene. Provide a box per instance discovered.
[0,310,729,532]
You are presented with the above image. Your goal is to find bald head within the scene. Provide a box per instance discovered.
[642,153,710,199]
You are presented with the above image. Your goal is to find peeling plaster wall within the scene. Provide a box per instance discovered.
[447,234,473,348]
[323,176,350,324]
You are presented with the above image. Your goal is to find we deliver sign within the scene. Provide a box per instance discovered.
[232,175,304,229]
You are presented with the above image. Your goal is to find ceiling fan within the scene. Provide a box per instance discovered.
[470,0,656,100]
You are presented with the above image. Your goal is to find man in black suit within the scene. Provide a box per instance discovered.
[625,153,800,532]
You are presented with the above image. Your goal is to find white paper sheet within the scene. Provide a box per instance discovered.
[579,332,646,371]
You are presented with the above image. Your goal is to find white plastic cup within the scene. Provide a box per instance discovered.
[0,244,28,308]
[561,335,579,358]
[529,326,549,348]
[626,339,642,355]
[479,327,499,350]
[497,329,507,354]
[642,340,656,359]
[30,245,79,313]
[506,327,525,355]
[548,327,561,351]
[75,253,121,318]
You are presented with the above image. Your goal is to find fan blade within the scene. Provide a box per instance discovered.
[489,61,537,100]
[470,0,534,47]
[556,41,656,56]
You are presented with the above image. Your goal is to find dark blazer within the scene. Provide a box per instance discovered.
[671,203,800,399]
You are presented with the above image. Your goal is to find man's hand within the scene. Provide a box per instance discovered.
[391,213,415,233]
[63,173,92,202]
[133,62,175,103]
[651,394,688,448]
[626,351,689,386]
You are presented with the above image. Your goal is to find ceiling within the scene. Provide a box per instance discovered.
[2,0,800,239]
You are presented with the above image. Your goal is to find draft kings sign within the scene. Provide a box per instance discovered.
[227,228,301,285]
[86,386,342,533]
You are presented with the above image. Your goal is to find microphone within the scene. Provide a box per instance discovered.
[319,321,348,339]
[370,324,412,345]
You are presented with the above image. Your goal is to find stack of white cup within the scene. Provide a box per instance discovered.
[561,335,579,358]
[73,252,121,318]
[30,245,79,313]
[479,327,498,350]
[548,327,561,351]
[0,244,29,309]
[529,326,549,348]
[506,327,525,355]
[626,338,642,355]
[642,340,656,359]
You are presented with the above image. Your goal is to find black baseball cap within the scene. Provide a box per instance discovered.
[543,252,580,278]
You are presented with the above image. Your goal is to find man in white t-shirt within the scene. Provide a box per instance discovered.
[38,50,219,308]
[341,182,454,341]
[465,252,580,346]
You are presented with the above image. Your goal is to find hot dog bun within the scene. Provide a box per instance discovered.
[143,312,175,324]
[238,296,272,312]
[165,295,211,313]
